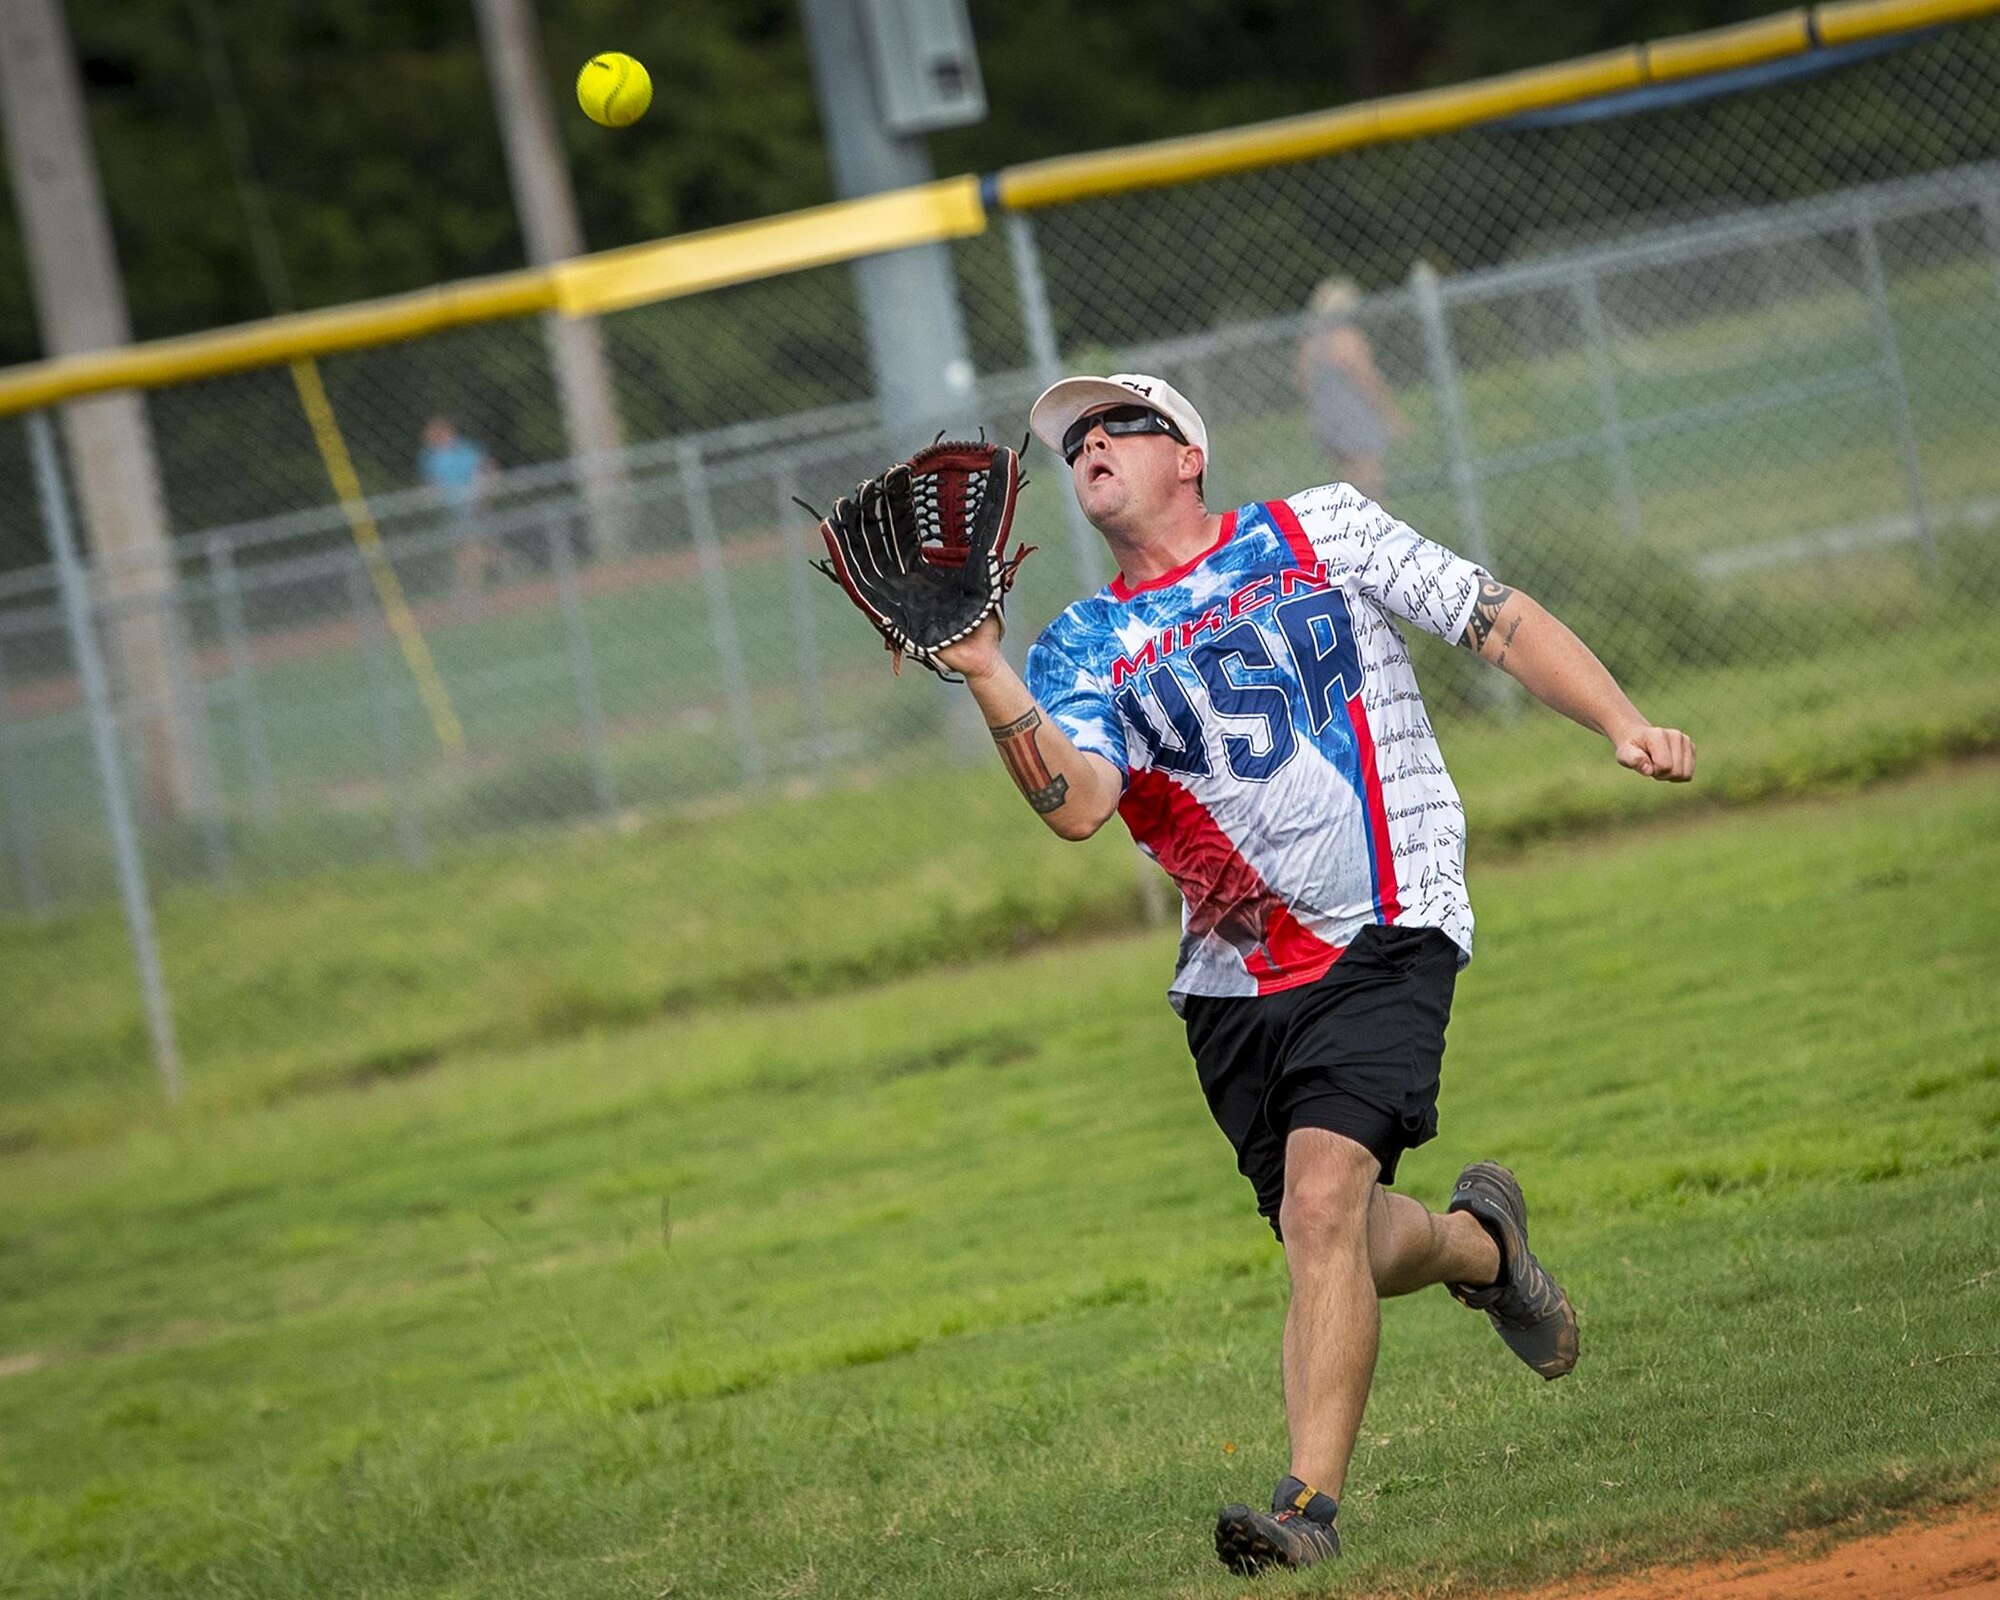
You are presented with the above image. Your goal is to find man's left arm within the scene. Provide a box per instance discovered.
[1460,574,1696,782]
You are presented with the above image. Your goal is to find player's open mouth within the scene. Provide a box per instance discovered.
[1086,460,1115,484]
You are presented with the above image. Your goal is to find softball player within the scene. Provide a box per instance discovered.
[934,372,1694,1574]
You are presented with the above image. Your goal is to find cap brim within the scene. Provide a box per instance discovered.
[1029,377,1158,457]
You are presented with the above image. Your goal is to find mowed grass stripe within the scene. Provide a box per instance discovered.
[5,616,1997,1143]
[0,765,1996,1596]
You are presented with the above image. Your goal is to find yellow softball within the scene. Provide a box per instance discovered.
[577,52,652,128]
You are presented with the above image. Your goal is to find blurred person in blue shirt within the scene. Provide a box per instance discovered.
[419,416,503,604]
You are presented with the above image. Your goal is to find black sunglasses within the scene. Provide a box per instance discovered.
[1061,404,1187,465]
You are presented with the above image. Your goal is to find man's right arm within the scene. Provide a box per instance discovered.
[935,617,1123,841]
[1460,577,1696,782]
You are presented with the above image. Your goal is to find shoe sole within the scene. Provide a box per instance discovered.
[1454,1162,1580,1380]
[1214,1505,1339,1573]
[1215,1506,1282,1575]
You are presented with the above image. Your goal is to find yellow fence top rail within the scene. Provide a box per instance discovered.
[997,0,2000,208]
[0,269,554,419]
[552,176,986,319]
[0,179,987,418]
[0,0,1993,415]
[1642,10,1814,79]
[1817,0,2000,38]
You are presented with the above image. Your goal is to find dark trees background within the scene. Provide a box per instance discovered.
[0,0,1780,365]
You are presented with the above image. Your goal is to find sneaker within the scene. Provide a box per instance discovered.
[1214,1476,1341,1574]
[1446,1161,1579,1379]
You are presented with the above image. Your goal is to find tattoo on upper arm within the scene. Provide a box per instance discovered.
[1461,573,1515,652]
[991,707,1070,814]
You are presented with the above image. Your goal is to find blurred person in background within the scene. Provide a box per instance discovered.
[1294,277,1408,501]
[419,416,504,606]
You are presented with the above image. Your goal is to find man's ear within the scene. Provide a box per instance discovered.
[1179,444,1206,487]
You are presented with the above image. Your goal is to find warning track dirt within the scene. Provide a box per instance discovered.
[1507,1499,2000,1600]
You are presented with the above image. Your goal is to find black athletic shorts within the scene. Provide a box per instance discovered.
[1180,923,1460,1240]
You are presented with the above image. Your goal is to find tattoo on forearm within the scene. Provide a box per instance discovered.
[1493,614,1521,670]
[991,708,1070,815]
[1461,573,1515,652]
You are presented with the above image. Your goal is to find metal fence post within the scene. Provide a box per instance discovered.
[1854,202,1935,573]
[1572,265,1643,542]
[1410,262,1493,571]
[162,562,234,890]
[206,533,278,826]
[0,639,49,917]
[773,457,829,772]
[349,561,428,869]
[1005,211,1107,592]
[547,512,617,819]
[29,410,183,1101]
[677,438,767,786]
[1410,264,1515,715]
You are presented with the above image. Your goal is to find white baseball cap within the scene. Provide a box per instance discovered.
[1029,373,1209,468]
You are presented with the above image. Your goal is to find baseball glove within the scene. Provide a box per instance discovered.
[807,439,1034,680]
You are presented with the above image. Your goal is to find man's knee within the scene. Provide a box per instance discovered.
[1279,1129,1380,1250]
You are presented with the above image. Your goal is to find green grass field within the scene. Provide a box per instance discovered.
[7,613,1999,1143]
[3,761,1997,1597]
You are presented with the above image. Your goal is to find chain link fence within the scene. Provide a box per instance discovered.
[2,16,1997,941]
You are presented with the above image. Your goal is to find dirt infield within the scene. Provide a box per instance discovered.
[1516,1499,2000,1600]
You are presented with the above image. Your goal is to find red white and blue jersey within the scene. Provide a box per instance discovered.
[1025,484,1484,1002]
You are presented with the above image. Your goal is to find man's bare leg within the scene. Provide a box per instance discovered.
[1369,1184,1499,1298]
[1279,1129,1501,1497]
[1278,1129,1379,1499]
